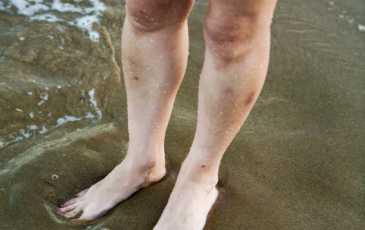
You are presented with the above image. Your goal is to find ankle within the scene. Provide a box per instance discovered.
[179,159,219,188]
[127,141,164,163]
[123,151,165,173]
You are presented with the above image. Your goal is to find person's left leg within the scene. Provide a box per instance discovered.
[154,0,278,229]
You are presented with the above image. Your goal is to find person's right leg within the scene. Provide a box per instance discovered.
[59,0,194,221]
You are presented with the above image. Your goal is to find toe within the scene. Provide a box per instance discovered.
[61,197,80,207]
[61,187,91,207]
[64,208,83,219]
[59,203,77,213]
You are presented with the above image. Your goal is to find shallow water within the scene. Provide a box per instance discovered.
[0,0,364,229]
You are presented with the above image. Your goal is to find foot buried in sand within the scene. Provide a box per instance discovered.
[59,158,166,221]
[154,173,219,230]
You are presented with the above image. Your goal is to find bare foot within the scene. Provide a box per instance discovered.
[59,156,166,221]
[154,167,219,230]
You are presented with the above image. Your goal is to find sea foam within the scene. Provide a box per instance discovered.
[0,0,106,42]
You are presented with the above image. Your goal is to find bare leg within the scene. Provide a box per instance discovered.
[59,0,194,221]
[154,0,278,229]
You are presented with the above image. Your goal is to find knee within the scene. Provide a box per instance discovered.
[204,2,275,61]
[125,0,194,31]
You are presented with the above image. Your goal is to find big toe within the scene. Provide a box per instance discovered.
[61,197,81,207]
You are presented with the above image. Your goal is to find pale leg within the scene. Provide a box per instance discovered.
[59,0,194,221]
[154,0,278,229]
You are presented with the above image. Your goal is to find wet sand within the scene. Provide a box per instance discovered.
[0,0,364,229]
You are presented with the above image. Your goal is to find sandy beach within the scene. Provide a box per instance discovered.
[0,0,364,229]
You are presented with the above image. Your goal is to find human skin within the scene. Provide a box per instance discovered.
[59,0,278,229]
